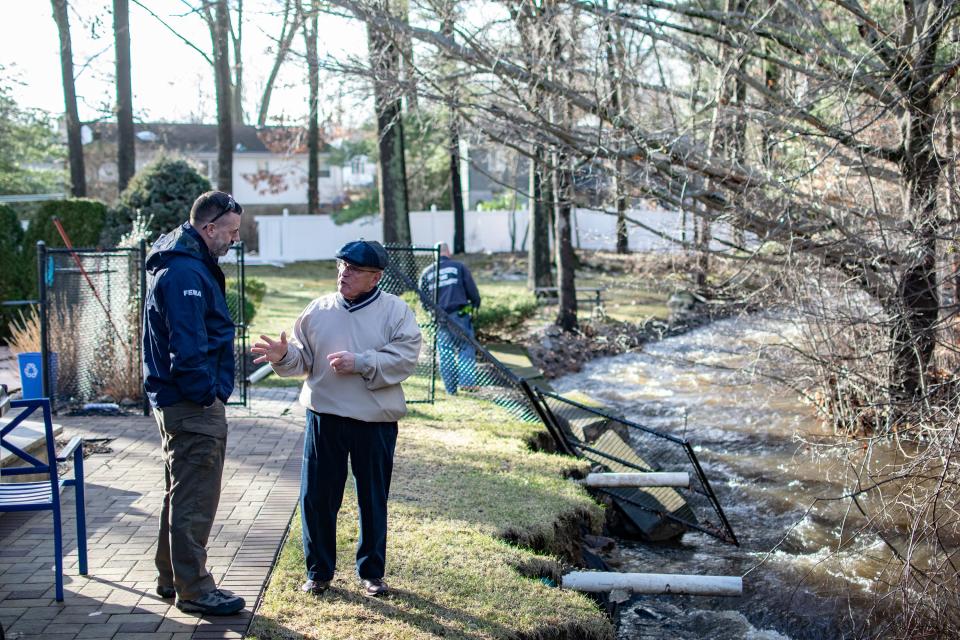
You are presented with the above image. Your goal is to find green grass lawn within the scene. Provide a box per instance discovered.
[241,251,686,638]
[246,253,674,341]
[246,261,339,339]
[247,393,613,640]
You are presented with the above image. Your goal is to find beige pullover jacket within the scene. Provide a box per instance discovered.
[271,290,422,422]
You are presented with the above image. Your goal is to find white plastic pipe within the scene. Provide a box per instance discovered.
[248,363,275,385]
[562,571,742,596]
[581,472,690,488]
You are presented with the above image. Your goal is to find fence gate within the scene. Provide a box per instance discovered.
[379,245,440,403]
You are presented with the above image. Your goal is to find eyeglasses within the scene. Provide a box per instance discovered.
[337,259,381,274]
[205,196,241,227]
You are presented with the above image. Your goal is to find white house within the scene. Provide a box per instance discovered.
[341,153,377,188]
[83,122,345,215]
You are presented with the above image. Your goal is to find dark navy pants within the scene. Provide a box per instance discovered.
[301,410,398,582]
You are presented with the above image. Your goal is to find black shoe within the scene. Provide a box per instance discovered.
[360,578,389,597]
[301,579,331,595]
[175,588,245,616]
[156,585,176,599]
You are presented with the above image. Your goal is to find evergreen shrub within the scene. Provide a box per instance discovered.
[0,203,29,340]
[103,157,211,245]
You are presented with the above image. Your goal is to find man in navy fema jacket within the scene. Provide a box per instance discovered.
[142,191,245,616]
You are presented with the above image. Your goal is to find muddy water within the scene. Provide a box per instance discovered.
[552,314,892,640]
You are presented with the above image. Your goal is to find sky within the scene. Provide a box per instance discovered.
[0,0,370,127]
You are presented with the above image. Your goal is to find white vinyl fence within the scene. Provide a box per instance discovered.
[255,207,743,262]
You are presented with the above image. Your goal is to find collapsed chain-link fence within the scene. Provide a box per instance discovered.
[42,246,142,414]
[383,246,736,545]
[531,388,738,544]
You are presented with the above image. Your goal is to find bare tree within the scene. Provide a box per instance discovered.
[602,0,628,254]
[300,0,320,214]
[367,0,411,244]
[548,0,577,331]
[210,0,233,192]
[230,0,244,125]
[114,0,135,193]
[515,0,554,289]
[258,0,301,126]
[132,0,235,191]
[51,0,85,197]
[438,6,465,253]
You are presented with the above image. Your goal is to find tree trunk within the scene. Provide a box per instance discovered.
[303,1,319,214]
[603,2,628,253]
[760,0,781,169]
[51,0,85,197]
[615,162,628,254]
[548,0,577,330]
[212,0,233,192]
[442,16,465,253]
[368,5,411,245]
[528,144,553,289]
[946,81,960,371]
[891,107,941,398]
[114,0,135,194]
[555,153,578,331]
[694,213,710,289]
[450,121,465,253]
[398,0,417,112]
[258,0,298,127]
[231,0,244,125]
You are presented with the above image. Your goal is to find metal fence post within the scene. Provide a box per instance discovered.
[140,239,149,417]
[37,241,51,409]
[237,241,247,406]
[430,244,440,402]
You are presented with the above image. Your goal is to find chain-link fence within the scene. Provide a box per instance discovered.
[40,245,142,414]
[380,246,441,403]
[34,241,250,414]
[430,307,541,421]
[381,245,545,416]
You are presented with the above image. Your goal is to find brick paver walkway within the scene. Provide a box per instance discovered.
[0,386,305,640]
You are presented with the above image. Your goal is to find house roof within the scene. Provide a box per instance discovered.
[85,122,330,154]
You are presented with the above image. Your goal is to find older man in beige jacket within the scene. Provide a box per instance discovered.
[252,240,421,598]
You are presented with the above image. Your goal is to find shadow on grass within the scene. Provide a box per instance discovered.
[252,586,516,640]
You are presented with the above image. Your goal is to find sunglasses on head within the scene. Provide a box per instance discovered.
[205,196,240,226]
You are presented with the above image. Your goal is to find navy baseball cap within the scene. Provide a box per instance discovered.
[335,240,388,270]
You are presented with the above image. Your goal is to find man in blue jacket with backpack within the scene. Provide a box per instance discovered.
[142,191,245,616]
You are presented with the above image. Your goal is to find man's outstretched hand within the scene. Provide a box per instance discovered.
[252,332,288,364]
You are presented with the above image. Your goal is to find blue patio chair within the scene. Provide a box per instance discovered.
[0,397,87,602]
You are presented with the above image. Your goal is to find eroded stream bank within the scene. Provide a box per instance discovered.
[553,313,894,640]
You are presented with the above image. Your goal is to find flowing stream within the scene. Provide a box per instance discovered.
[552,313,893,640]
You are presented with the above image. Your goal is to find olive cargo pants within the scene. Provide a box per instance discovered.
[153,400,227,600]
